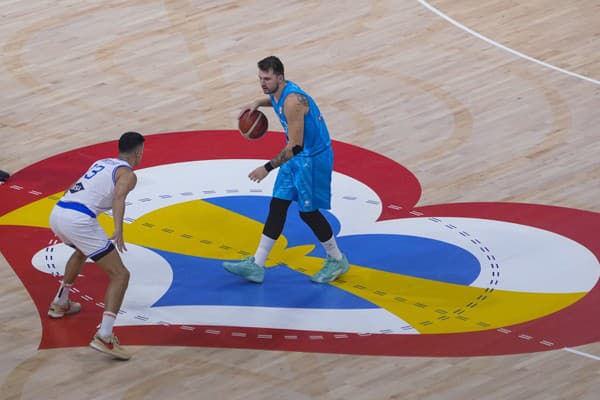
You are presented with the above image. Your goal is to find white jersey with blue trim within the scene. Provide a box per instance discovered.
[60,158,132,215]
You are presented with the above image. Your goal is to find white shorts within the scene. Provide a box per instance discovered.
[49,203,114,261]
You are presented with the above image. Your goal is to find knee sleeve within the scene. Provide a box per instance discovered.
[299,210,333,242]
[263,197,291,239]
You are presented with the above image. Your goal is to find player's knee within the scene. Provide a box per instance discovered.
[269,197,291,214]
[121,268,130,289]
[115,267,130,288]
[104,263,130,284]
[299,210,333,242]
[299,210,320,223]
[117,267,130,285]
[264,198,292,239]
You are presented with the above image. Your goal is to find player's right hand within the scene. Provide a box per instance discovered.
[238,102,259,118]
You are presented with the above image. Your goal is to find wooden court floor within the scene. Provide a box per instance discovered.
[1,1,599,399]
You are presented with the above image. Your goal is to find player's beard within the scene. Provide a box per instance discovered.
[263,81,279,94]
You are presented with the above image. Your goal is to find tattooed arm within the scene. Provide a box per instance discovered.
[272,93,307,167]
[248,93,308,183]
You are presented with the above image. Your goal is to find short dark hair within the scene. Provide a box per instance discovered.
[118,131,145,153]
[258,56,284,76]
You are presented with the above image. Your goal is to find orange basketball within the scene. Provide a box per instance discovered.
[238,109,268,140]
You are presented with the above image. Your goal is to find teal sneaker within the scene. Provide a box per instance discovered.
[311,255,349,283]
[223,256,265,283]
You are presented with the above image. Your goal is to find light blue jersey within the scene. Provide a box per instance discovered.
[269,81,330,156]
[270,81,334,211]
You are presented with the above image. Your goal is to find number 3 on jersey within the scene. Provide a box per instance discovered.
[84,163,105,179]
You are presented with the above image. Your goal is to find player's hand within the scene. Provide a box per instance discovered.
[110,229,127,252]
[238,102,259,118]
[248,165,270,183]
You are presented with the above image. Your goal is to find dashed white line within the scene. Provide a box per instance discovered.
[257,334,272,339]
[180,326,195,331]
[518,334,534,340]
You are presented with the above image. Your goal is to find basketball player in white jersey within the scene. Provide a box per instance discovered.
[47,131,145,360]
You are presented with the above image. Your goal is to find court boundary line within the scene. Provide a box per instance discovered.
[418,0,600,363]
[563,347,600,361]
[417,0,600,86]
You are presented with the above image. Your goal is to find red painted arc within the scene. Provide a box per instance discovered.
[1,130,599,356]
[0,130,422,221]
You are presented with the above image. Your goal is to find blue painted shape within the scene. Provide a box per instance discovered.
[154,250,376,309]
[308,234,481,285]
[204,196,341,248]
[152,250,375,309]
[205,196,480,285]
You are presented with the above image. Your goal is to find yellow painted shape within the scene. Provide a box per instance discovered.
[0,194,61,228]
[1,196,587,334]
[101,199,291,263]
[282,252,586,334]
[125,201,585,334]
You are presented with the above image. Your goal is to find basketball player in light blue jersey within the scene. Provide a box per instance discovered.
[223,56,349,283]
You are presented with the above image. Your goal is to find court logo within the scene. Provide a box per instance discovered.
[0,130,598,356]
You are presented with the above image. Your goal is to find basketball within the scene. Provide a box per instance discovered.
[238,109,268,139]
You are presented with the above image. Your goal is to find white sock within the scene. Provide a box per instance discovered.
[254,234,276,266]
[53,281,72,305]
[321,236,343,260]
[98,311,117,338]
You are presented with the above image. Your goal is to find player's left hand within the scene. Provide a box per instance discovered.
[248,165,270,183]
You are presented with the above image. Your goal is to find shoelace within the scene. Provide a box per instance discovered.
[321,257,339,274]
[99,334,120,346]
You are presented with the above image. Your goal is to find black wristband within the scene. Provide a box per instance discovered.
[264,161,274,172]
